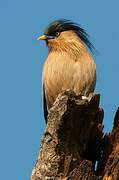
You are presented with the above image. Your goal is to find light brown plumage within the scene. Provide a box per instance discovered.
[37,20,96,122]
[43,31,96,107]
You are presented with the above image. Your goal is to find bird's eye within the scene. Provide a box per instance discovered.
[55,32,60,37]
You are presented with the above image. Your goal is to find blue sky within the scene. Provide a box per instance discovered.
[0,0,119,179]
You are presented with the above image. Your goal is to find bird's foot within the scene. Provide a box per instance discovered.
[81,93,94,102]
[81,96,89,100]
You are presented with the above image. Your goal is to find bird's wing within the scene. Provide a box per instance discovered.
[43,85,48,123]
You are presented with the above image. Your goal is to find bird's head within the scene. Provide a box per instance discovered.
[37,19,94,53]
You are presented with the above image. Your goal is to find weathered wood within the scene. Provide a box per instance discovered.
[31,90,104,180]
[100,107,119,180]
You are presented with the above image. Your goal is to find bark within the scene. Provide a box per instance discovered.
[30,90,119,180]
[98,108,119,180]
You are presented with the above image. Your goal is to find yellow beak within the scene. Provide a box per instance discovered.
[37,35,47,41]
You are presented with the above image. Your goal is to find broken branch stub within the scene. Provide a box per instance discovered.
[31,90,104,179]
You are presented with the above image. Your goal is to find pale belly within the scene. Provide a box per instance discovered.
[43,53,96,109]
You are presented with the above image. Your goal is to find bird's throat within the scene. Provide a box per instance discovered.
[48,40,88,60]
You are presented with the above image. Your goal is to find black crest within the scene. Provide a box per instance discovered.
[44,19,95,52]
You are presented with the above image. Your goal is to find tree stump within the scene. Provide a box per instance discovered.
[31,90,105,179]
[99,108,119,180]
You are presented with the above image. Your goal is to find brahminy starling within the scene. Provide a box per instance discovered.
[37,19,96,123]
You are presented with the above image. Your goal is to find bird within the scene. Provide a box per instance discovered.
[37,19,96,123]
